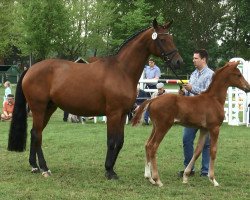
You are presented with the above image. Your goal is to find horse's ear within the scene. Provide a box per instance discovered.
[165,19,174,29]
[153,18,158,29]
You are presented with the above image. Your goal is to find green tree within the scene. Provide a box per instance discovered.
[110,0,154,50]
[0,0,16,61]
[15,0,71,61]
[219,0,250,61]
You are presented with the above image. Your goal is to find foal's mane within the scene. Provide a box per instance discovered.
[203,63,229,94]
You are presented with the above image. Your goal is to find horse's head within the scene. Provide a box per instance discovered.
[226,61,250,93]
[150,18,183,68]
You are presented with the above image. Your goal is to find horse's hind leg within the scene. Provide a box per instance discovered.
[208,127,220,187]
[183,129,209,184]
[29,101,57,177]
[29,128,40,173]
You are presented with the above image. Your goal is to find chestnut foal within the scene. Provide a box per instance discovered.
[132,61,250,187]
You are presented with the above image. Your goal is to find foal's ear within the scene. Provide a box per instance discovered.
[228,61,240,68]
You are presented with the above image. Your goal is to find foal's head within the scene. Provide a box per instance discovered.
[223,61,250,92]
[149,19,183,68]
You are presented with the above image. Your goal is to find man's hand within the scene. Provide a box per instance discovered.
[178,89,185,96]
[183,83,192,91]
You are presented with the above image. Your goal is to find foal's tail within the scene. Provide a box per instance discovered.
[8,70,28,152]
[131,99,153,126]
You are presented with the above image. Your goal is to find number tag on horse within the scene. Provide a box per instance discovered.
[152,32,158,40]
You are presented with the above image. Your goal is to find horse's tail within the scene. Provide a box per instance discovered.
[8,70,28,152]
[131,99,153,126]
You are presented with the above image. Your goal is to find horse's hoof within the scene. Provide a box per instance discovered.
[42,170,52,178]
[105,171,119,180]
[31,167,40,173]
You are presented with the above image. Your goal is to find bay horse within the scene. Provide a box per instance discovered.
[7,19,183,179]
[132,61,250,187]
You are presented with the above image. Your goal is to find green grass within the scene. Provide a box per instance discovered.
[0,86,249,200]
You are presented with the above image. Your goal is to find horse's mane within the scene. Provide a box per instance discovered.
[116,26,151,53]
[203,64,229,94]
[88,26,151,61]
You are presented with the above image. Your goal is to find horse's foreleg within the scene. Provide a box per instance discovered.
[105,113,126,180]
[208,127,220,187]
[183,129,208,184]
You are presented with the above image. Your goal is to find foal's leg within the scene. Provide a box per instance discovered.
[105,113,126,179]
[208,127,220,187]
[146,122,171,187]
[144,126,155,179]
[183,129,208,184]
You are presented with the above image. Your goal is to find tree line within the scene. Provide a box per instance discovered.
[0,0,249,74]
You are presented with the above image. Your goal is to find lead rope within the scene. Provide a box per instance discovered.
[163,61,184,89]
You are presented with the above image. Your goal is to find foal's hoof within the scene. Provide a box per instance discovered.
[31,167,40,173]
[156,180,163,187]
[105,171,119,180]
[182,175,188,184]
[209,178,219,187]
[148,178,163,187]
[42,170,52,178]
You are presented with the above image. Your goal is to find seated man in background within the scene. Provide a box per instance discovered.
[151,82,167,98]
[144,82,167,124]
[1,94,15,121]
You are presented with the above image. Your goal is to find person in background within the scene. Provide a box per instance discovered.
[178,49,214,177]
[143,82,168,125]
[3,81,12,105]
[143,58,161,124]
[1,94,15,121]
[144,58,161,89]
[151,82,167,98]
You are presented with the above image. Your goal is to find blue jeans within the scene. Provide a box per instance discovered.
[144,110,149,124]
[183,127,210,174]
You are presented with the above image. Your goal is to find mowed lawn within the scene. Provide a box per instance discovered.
[0,86,249,200]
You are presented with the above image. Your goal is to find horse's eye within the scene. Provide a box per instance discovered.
[160,39,166,43]
[238,74,241,77]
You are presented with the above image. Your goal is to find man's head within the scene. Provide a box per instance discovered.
[156,82,165,95]
[148,58,155,68]
[193,49,208,70]
[7,94,14,104]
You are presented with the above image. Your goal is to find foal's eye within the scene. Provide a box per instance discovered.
[160,39,166,43]
[237,74,241,77]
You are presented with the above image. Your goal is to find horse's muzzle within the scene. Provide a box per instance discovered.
[172,57,184,69]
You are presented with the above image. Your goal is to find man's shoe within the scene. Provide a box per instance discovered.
[200,172,208,177]
[178,170,195,178]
